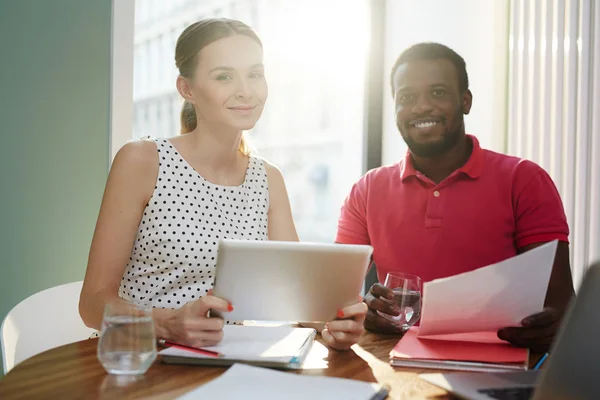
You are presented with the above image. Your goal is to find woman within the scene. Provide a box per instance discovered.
[79,18,366,350]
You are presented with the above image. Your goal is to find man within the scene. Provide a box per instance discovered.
[336,42,574,352]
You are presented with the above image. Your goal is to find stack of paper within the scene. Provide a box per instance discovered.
[159,325,316,369]
[177,363,385,400]
[390,241,558,372]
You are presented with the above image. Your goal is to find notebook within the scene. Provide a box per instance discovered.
[390,328,529,372]
[159,325,317,370]
[176,363,387,400]
[389,242,558,372]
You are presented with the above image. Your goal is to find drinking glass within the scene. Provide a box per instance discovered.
[97,301,157,375]
[377,272,422,332]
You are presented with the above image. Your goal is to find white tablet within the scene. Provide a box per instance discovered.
[212,239,373,322]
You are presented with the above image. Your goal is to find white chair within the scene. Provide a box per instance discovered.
[1,281,95,374]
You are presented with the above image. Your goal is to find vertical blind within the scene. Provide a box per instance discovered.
[507,0,599,288]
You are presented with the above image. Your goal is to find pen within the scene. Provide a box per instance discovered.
[159,339,223,358]
[369,384,390,400]
[533,353,548,370]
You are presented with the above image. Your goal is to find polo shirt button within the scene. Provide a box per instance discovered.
[433,190,440,197]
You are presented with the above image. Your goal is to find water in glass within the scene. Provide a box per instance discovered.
[377,272,422,332]
[378,289,421,331]
[97,302,156,375]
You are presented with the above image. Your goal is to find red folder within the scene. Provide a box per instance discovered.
[389,328,529,372]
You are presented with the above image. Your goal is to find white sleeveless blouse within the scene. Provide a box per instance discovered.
[118,138,269,309]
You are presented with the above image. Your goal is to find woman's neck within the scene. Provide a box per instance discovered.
[186,120,244,171]
[169,120,248,186]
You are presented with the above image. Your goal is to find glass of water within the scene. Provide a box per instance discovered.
[377,272,422,332]
[97,301,157,375]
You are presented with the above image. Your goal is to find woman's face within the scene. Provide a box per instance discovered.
[182,34,267,132]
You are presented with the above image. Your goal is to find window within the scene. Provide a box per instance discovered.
[132,0,371,242]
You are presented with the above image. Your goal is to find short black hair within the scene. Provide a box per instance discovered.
[390,42,469,95]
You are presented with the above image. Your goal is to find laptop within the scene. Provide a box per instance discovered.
[420,261,600,400]
[212,239,373,322]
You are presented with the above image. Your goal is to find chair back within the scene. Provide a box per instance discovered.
[1,281,95,374]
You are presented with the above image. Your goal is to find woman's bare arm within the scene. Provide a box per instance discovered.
[264,161,299,242]
[79,140,159,330]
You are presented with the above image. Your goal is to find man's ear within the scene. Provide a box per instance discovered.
[176,75,194,102]
[463,89,473,115]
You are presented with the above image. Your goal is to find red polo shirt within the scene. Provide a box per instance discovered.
[336,135,569,284]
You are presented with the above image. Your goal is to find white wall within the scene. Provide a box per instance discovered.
[110,0,135,161]
[382,0,510,165]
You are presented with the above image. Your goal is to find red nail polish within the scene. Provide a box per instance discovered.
[227,303,234,312]
[337,309,345,318]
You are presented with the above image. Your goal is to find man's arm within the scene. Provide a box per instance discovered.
[335,177,370,246]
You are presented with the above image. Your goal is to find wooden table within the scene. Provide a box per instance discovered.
[0,331,512,400]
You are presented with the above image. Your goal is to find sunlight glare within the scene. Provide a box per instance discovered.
[260,0,370,78]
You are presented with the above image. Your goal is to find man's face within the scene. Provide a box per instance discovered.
[392,58,472,158]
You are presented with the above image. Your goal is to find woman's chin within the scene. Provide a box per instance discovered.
[227,120,259,132]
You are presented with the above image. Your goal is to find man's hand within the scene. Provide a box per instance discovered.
[363,283,405,333]
[498,307,563,353]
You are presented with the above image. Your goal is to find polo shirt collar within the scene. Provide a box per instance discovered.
[400,134,484,181]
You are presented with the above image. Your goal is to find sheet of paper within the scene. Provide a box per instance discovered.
[159,325,315,361]
[418,240,558,336]
[177,363,381,400]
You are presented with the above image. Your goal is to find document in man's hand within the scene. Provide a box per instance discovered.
[419,240,558,336]
[390,240,558,371]
[176,363,386,400]
[159,325,317,370]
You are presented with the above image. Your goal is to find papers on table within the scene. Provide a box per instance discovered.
[159,325,317,369]
[389,327,529,372]
[177,363,384,400]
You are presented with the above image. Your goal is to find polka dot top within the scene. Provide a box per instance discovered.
[118,138,269,309]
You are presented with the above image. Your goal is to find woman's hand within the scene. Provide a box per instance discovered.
[162,295,232,347]
[321,301,368,350]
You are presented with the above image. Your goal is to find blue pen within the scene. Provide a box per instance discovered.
[533,353,549,370]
